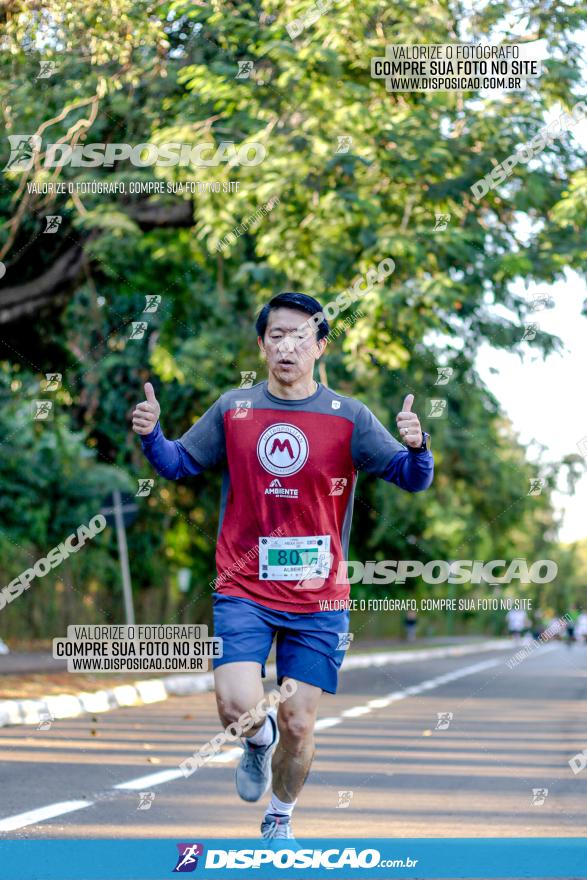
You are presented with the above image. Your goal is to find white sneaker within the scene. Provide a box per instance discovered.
[260,814,300,850]
[235,709,278,802]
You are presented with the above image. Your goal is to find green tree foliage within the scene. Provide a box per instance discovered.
[0,0,585,636]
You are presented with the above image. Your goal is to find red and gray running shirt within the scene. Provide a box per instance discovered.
[175,381,433,613]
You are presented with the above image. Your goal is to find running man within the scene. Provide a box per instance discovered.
[132,291,434,843]
[506,607,530,642]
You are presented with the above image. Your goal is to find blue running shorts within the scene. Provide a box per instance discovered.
[212,594,350,694]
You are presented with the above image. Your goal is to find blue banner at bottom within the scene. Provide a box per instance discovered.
[0,838,585,879]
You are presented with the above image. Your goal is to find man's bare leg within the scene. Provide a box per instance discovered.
[214,661,266,734]
[269,677,322,805]
[214,661,280,804]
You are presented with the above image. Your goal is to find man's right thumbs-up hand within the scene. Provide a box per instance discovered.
[132,382,161,436]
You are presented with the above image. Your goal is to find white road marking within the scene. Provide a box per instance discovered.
[341,705,372,717]
[0,801,93,832]
[0,653,510,831]
[314,716,343,730]
[208,747,242,764]
[114,769,186,790]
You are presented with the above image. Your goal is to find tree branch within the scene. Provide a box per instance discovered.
[125,199,193,229]
[0,198,194,323]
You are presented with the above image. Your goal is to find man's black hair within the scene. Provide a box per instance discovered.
[255,291,329,341]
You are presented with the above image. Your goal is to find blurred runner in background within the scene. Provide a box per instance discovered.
[565,607,579,645]
[506,607,530,641]
[575,611,587,644]
[404,609,418,643]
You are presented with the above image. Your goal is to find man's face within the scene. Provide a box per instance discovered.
[258,307,326,384]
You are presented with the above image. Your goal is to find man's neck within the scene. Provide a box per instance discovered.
[266,375,317,400]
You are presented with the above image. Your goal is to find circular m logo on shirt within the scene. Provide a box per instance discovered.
[257,423,309,476]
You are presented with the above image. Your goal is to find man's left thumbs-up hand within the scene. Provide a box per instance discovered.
[396,393,423,448]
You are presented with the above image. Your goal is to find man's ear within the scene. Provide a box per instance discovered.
[315,337,328,360]
[257,335,267,359]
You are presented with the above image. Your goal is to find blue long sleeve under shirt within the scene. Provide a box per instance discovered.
[140,422,203,479]
[140,421,433,491]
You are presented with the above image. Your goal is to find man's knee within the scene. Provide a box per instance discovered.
[216,694,259,727]
[277,707,316,743]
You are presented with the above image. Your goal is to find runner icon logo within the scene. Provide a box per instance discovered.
[173,843,204,872]
[329,477,348,496]
[257,423,309,476]
[337,790,354,808]
[435,712,453,730]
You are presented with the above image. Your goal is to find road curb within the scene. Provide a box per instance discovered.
[0,639,514,729]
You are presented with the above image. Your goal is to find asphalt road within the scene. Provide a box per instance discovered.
[0,642,585,840]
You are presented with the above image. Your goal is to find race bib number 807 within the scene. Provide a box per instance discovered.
[259,535,331,582]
